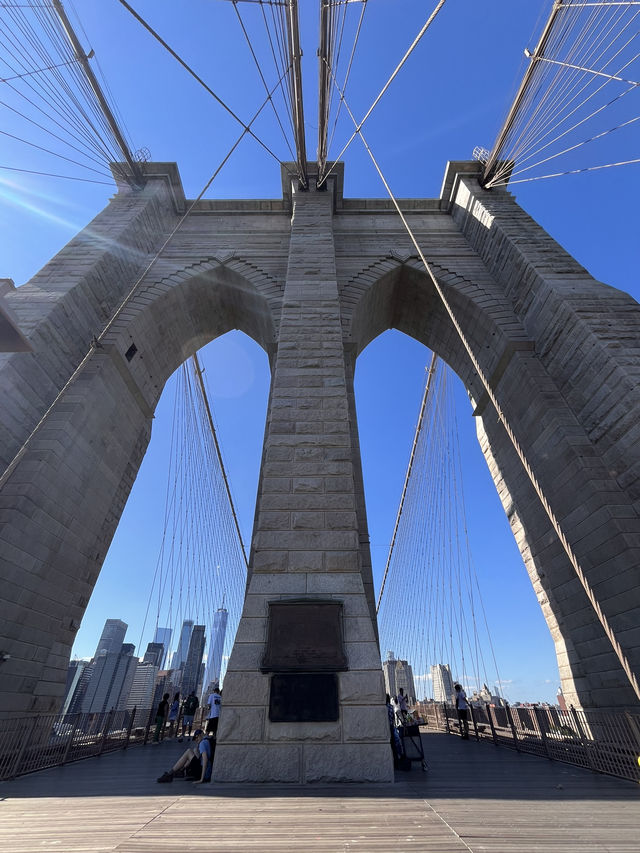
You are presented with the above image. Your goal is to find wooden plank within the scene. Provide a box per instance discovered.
[0,732,637,853]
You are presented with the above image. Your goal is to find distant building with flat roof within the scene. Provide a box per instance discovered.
[431,663,454,704]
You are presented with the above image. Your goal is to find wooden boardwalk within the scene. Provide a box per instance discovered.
[0,731,637,852]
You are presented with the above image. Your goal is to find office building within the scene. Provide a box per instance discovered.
[181,624,206,695]
[81,643,137,713]
[94,618,127,658]
[383,651,417,703]
[126,662,159,712]
[143,642,164,668]
[431,663,455,704]
[153,627,172,669]
[61,659,90,715]
[174,620,194,670]
[203,607,228,691]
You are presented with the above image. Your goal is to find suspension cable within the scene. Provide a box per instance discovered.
[330,69,640,702]
[0,72,288,492]
[115,0,293,176]
[317,0,447,186]
[376,353,438,613]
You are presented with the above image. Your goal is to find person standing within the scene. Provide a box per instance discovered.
[181,691,199,740]
[397,688,409,724]
[454,683,470,739]
[167,691,180,739]
[153,692,170,743]
[206,687,222,738]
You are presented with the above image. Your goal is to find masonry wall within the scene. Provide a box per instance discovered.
[1,158,638,730]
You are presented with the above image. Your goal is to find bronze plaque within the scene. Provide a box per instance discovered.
[261,599,347,672]
[269,673,339,722]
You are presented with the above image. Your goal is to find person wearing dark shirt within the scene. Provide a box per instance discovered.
[153,692,170,742]
[181,691,199,739]
[454,683,470,740]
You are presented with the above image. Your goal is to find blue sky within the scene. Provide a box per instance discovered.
[2,1,639,704]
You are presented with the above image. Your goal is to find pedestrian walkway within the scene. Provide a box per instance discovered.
[0,731,637,852]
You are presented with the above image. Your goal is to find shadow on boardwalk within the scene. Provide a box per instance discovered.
[0,731,637,852]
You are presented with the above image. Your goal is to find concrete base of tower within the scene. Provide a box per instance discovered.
[212,741,394,784]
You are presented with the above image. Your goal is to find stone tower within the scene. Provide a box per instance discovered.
[1,160,639,783]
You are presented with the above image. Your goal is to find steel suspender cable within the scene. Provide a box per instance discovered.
[116,0,294,179]
[376,353,438,613]
[0,71,289,492]
[318,0,447,187]
[329,69,640,702]
[192,352,248,568]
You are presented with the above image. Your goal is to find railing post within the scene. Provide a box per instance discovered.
[533,706,551,760]
[124,707,136,750]
[487,705,499,745]
[61,715,79,766]
[443,702,451,734]
[98,709,114,756]
[143,706,154,745]
[9,716,39,779]
[570,705,595,771]
[505,703,520,751]
[469,704,480,741]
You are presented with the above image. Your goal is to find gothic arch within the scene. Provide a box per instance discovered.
[346,259,640,709]
[0,257,276,715]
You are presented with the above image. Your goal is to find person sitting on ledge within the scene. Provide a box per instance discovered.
[157,729,212,785]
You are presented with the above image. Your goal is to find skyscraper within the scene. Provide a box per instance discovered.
[181,625,206,696]
[382,651,417,703]
[143,642,164,668]
[126,662,158,712]
[153,627,172,669]
[81,643,137,713]
[431,663,455,704]
[174,620,194,670]
[94,618,127,658]
[61,659,89,715]
[203,607,228,692]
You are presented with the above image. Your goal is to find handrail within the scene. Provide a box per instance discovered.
[417,702,640,784]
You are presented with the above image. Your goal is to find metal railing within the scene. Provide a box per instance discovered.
[420,702,640,784]
[0,706,157,780]
[0,704,213,781]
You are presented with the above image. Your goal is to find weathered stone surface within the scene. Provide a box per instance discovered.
[266,720,341,742]
[303,743,394,783]
[339,670,385,704]
[213,744,301,783]
[219,671,269,706]
[342,706,389,742]
[216,706,266,743]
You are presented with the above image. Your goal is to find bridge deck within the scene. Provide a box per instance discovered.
[0,731,637,852]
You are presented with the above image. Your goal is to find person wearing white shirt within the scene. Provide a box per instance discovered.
[206,688,222,737]
[454,683,470,739]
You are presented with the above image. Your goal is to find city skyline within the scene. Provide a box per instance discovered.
[73,618,556,707]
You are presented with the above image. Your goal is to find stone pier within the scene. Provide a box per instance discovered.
[212,169,392,783]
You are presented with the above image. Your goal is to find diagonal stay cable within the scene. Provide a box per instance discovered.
[115,0,294,177]
[0,72,288,493]
[317,0,447,186]
[330,70,640,703]
[495,155,640,185]
[0,163,112,182]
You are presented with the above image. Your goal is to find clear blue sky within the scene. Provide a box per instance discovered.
[2,1,638,704]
